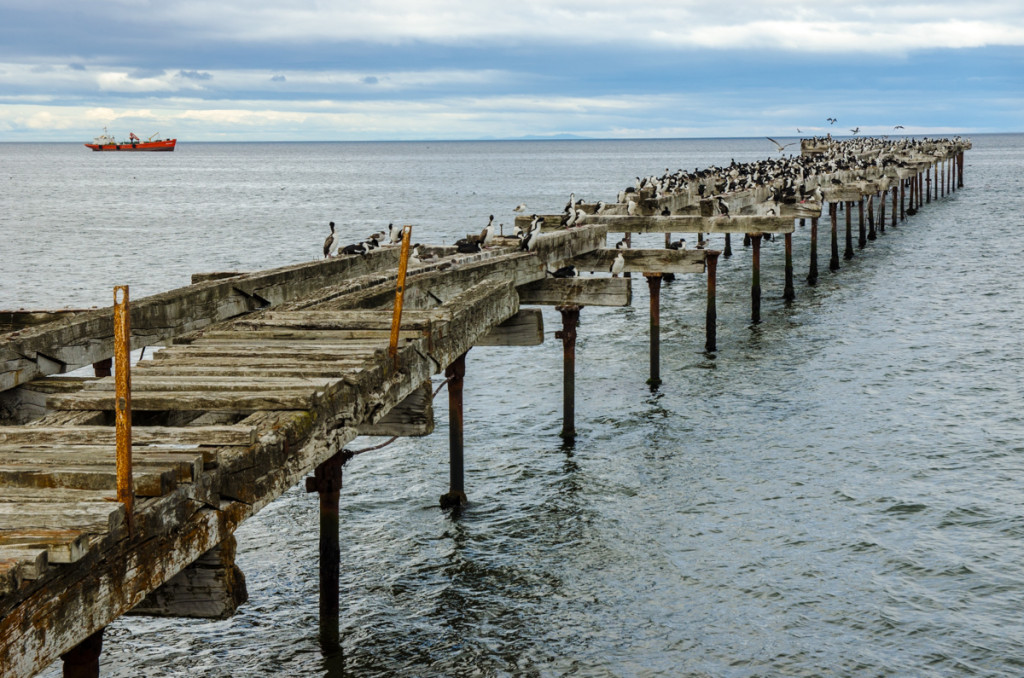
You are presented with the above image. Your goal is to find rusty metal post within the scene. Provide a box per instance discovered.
[705,251,719,352]
[555,305,580,439]
[783,233,795,301]
[440,351,468,508]
[843,201,854,260]
[892,186,898,228]
[92,358,112,378]
[807,217,819,285]
[750,234,762,324]
[867,194,876,240]
[389,225,413,366]
[941,160,946,197]
[113,286,133,534]
[857,197,866,249]
[304,451,344,653]
[878,190,886,234]
[900,179,906,221]
[645,274,662,387]
[624,232,632,278]
[927,165,933,204]
[829,203,840,272]
[958,151,964,188]
[61,628,104,678]
[723,233,733,257]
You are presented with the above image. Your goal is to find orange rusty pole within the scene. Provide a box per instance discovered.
[113,285,133,534]
[388,225,413,366]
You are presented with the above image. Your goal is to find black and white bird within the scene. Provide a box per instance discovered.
[716,196,730,217]
[610,252,625,277]
[388,222,402,245]
[627,199,637,216]
[322,221,337,258]
[548,264,579,278]
[615,238,628,250]
[595,200,606,213]
[455,238,482,253]
[513,202,528,212]
[480,215,495,247]
[667,238,687,250]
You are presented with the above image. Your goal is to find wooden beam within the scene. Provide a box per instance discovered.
[356,381,434,437]
[568,214,795,234]
[517,278,631,307]
[474,309,544,347]
[570,248,706,274]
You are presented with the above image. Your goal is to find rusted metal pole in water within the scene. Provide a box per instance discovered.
[878,190,886,234]
[867,194,876,240]
[305,451,344,653]
[891,186,898,228]
[958,151,964,188]
[440,351,468,508]
[113,285,133,535]
[783,232,795,301]
[723,233,733,257]
[900,179,906,221]
[807,217,819,285]
[705,251,719,352]
[624,232,632,278]
[751,234,762,324]
[389,225,413,367]
[645,274,662,387]
[555,305,580,439]
[844,201,854,260]
[60,628,104,678]
[927,165,933,204]
[857,198,866,249]
[829,203,840,272]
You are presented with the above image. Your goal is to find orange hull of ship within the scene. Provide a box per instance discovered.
[85,139,176,152]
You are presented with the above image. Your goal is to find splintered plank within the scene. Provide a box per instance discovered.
[227,309,442,331]
[151,346,383,361]
[0,466,177,497]
[187,329,425,342]
[48,389,320,412]
[518,278,632,307]
[0,560,19,596]
[0,547,48,580]
[130,364,365,379]
[0,447,204,483]
[577,214,797,234]
[0,425,256,447]
[0,501,126,534]
[0,529,91,564]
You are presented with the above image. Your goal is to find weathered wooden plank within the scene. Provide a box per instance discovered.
[574,214,796,234]
[185,329,425,343]
[0,425,255,447]
[226,309,441,332]
[570,248,706,274]
[474,309,544,347]
[0,448,203,483]
[48,390,319,413]
[0,502,125,534]
[0,529,91,565]
[0,465,178,497]
[0,548,48,581]
[518,278,632,307]
[152,345,384,360]
[82,376,337,392]
[130,364,365,379]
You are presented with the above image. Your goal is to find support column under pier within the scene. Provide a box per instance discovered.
[305,451,345,653]
[555,305,581,439]
[61,629,104,678]
[440,352,468,508]
[645,274,662,387]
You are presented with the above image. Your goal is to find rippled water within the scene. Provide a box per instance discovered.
[7,135,1024,677]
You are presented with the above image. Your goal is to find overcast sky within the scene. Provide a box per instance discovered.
[1,0,1021,141]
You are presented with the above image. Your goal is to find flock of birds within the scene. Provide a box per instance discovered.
[320,133,966,278]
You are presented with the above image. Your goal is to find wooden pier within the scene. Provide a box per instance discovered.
[0,135,969,677]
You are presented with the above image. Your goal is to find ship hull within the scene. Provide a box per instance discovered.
[85,139,176,152]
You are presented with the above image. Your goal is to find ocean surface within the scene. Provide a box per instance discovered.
[3,135,1024,677]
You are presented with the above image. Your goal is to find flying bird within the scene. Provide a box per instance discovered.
[850,127,860,135]
[827,117,837,125]
[766,137,796,153]
[894,125,904,130]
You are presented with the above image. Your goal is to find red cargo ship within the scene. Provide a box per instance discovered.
[85,128,176,151]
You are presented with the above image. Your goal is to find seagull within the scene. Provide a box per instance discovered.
[894,125,904,130]
[322,221,336,258]
[513,202,527,212]
[827,117,837,125]
[766,137,796,153]
[610,252,625,277]
[850,127,860,135]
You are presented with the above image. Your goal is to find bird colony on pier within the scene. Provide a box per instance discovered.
[0,134,968,678]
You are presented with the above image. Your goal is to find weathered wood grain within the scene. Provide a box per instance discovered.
[0,425,255,446]
[517,278,632,307]
[569,248,706,274]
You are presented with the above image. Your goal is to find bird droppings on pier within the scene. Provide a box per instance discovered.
[0,135,970,677]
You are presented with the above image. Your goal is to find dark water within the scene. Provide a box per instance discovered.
[6,135,1024,677]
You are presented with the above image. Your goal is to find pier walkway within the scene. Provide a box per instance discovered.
[0,136,968,677]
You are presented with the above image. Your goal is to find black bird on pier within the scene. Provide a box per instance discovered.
[667,238,686,250]
[548,264,579,278]
[716,196,730,217]
[322,221,336,258]
[455,238,482,253]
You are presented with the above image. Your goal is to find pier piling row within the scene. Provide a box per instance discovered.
[0,135,969,677]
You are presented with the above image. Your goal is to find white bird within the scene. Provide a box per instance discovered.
[513,202,527,212]
[480,215,495,246]
[627,199,637,216]
[766,137,796,153]
[322,221,337,258]
[610,252,625,277]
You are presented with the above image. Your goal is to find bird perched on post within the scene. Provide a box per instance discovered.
[716,196,730,217]
[548,264,579,278]
[455,237,482,253]
[480,215,495,247]
[322,221,337,258]
[667,238,686,250]
[388,222,402,245]
[610,251,625,277]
